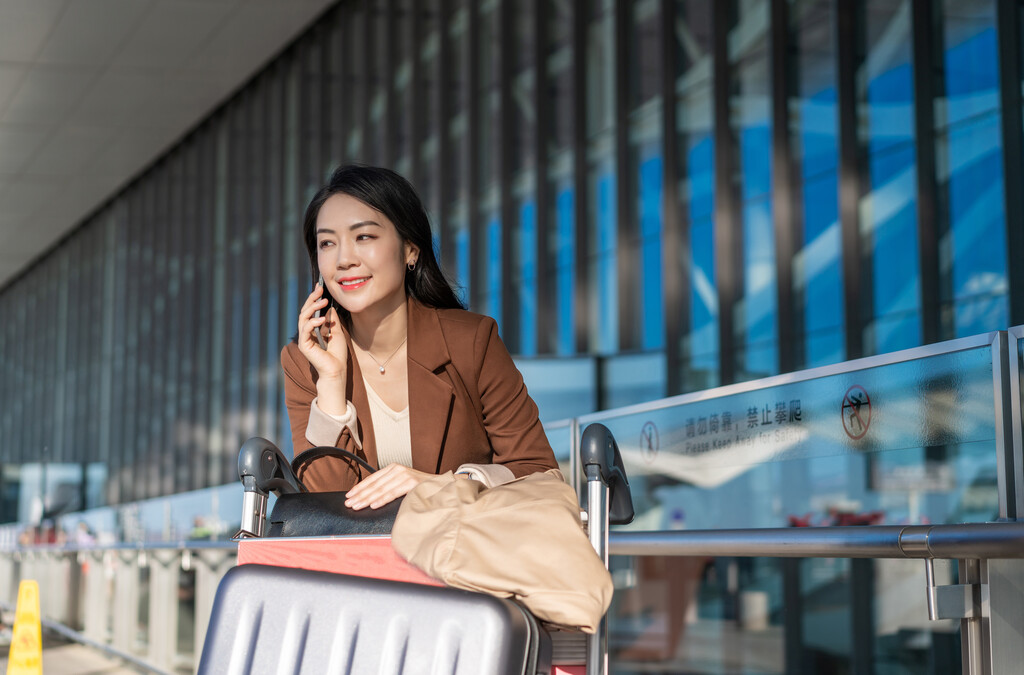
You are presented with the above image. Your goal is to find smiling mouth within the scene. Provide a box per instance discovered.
[339,277,370,290]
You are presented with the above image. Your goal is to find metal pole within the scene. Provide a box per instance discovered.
[609,522,1024,560]
[586,480,608,675]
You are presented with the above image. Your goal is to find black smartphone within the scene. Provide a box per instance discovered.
[313,275,328,349]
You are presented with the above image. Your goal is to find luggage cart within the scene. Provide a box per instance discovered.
[200,424,633,675]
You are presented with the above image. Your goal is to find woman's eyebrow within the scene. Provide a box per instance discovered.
[316,221,382,235]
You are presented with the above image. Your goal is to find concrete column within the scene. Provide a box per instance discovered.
[193,549,236,669]
[112,551,140,654]
[0,553,17,606]
[147,550,181,673]
[82,550,111,643]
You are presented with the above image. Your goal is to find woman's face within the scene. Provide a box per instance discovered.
[315,193,418,320]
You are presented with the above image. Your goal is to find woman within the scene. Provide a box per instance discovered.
[281,165,558,510]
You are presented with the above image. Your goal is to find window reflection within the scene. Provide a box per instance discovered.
[586,0,617,354]
[511,0,537,355]
[674,1,718,392]
[863,0,921,354]
[545,0,575,356]
[937,0,1008,336]
[730,0,778,380]
[790,0,844,368]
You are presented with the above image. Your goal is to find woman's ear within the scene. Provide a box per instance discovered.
[405,242,420,267]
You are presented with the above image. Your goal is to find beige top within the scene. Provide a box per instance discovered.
[362,378,413,469]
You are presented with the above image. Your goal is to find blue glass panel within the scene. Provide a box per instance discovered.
[597,169,618,353]
[800,87,839,178]
[519,200,537,355]
[456,226,470,304]
[942,24,999,125]
[948,115,1007,335]
[639,152,664,350]
[865,45,915,155]
[869,140,920,350]
[690,218,717,359]
[873,313,921,355]
[740,123,773,201]
[487,216,502,331]
[602,351,666,410]
[791,1,842,369]
[556,186,575,356]
[938,9,1007,337]
[732,1,775,378]
[742,197,777,376]
[517,356,598,422]
[801,173,842,342]
[807,327,845,368]
[687,136,715,221]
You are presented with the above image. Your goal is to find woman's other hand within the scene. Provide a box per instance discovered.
[298,284,349,413]
[344,464,435,510]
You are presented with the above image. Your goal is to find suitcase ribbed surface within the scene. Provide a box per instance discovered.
[199,564,544,675]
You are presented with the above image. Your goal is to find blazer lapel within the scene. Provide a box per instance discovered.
[406,301,455,473]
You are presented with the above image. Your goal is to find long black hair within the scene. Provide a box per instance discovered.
[302,165,464,327]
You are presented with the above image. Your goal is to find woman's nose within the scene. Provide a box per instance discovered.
[335,239,357,268]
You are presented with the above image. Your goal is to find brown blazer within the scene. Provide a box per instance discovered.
[280,300,558,491]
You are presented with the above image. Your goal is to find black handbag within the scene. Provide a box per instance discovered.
[267,491,403,537]
[266,446,403,537]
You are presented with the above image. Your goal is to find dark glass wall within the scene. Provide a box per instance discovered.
[1,0,1024,506]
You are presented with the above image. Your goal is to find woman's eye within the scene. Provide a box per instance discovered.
[318,240,334,249]
[356,234,375,242]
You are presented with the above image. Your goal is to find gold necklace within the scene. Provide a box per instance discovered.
[360,337,407,374]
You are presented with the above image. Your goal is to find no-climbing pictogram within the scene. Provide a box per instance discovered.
[842,385,871,440]
[640,421,659,463]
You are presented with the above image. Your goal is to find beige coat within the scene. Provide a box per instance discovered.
[281,300,558,491]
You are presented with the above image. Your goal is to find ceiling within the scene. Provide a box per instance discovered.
[0,0,337,289]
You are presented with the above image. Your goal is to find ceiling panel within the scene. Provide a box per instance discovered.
[0,177,55,223]
[115,1,232,70]
[0,0,337,289]
[26,124,118,176]
[71,68,165,128]
[0,0,65,62]
[1,65,94,126]
[34,0,149,67]
[0,126,49,173]
[0,63,27,111]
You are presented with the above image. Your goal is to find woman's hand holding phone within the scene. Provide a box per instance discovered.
[298,281,349,414]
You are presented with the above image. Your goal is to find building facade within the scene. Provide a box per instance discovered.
[1,0,1023,671]
[2,0,1021,509]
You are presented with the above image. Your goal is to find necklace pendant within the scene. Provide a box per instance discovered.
[379,366,386,374]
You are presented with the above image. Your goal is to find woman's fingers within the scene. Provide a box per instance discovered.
[324,307,347,358]
[299,283,326,318]
[297,284,334,355]
[345,465,430,510]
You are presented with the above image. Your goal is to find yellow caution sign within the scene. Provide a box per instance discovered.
[6,580,42,675]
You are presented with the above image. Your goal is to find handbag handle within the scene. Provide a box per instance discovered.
[291,445,378,477]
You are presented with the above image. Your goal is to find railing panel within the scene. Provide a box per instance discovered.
[575,334,1004,531]
[1005,325,1024,518]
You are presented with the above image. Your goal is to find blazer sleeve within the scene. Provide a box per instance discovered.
[473,317,559,477]
[280,343,366,491]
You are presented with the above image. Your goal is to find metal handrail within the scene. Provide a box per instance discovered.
[10,521,1023,560]
[1,540,238,555]
[610,521,1024,559]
